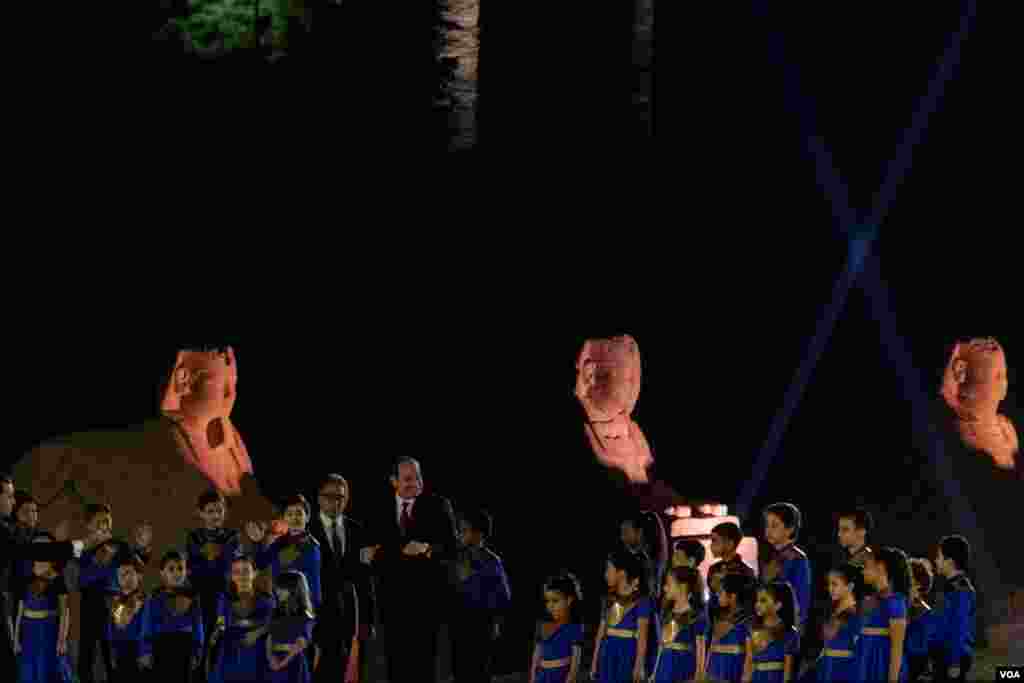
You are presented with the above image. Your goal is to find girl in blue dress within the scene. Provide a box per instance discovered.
[816,564,862,682]
[591,550,653,683]
[208,552,276,683]
[13,548,73,683]
[858,547,910,682]
[652,565,707,682]
[906,559,938,683]
[750,581,800,683]
[529,572,584,683]
[106,554,153,682]
[266,570,316,683]
[707,572,756,683]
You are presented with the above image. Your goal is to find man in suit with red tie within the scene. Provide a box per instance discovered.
[362,458,458,683]
[308,473,374,682]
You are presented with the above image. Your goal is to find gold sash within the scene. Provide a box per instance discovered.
[823,648,853,658]
[606,628,637,639]
[862,627,890,636]
[273,644,293,653]
[663,642,692,652]
[710,644,742,655]
[23,608,56,619]
[755,662,784,671]
[540,657,571,669]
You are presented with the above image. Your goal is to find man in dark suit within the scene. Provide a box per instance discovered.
[308,473,374,683]
[1,474,110,680]
[363,457,458,683]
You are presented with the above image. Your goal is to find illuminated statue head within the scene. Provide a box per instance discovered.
[940,338,1018,469]
[161,347,253,494]
[576,335,652,482]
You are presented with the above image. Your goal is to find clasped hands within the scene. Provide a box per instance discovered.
[269,637,308,671]
[360,541,431,563]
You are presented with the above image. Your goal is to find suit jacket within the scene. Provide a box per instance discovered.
[308,511,374,640]
[367,493,458,616]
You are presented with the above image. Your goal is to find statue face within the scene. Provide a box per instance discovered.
[943,339,1010,413]
[576,336,641,422]
[162,349,237,424]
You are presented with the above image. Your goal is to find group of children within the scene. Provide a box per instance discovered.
[530,503,976,683]
[9,489,324,683]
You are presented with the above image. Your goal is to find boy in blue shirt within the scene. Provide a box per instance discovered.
[934,535,976,683]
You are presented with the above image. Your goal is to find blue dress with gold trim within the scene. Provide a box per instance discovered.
[857,592,907,682]
[596,595,654,683]
[16,580,73,683]
[750,622,799,683]
[533,621,583,683]
[816,608,860,682]
[707,610,752,683]
[652,607,707,682]
[208,592,276,682]
[255,532,322,610]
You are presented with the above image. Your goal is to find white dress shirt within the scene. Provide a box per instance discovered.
[320,511,345,556]
[396,495,416,526]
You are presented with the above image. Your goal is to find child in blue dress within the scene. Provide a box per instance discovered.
[13,544,73,683]
[816,564,861,682]
[591,549,653,683]
[707,572,756,683]
[750,581,799,683]
[148,550,204,683]
[266,570,316,683]
[858,547,910,682]
[208,552,277,683]
[106,553,153,683]
[250,494,322,613]
[529,572,584,683]
[652,565,707,682]
[906,558,939,682]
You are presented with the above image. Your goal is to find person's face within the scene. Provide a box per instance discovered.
[17,502,38,529]
[283,504,308,532]
[32,561,55,579]
[718,590,736,610]
[968,354,1009,405]
[935,548,953,578]
[710,533,729,559]
[459,521,483,547]
[1,482,16,517]
[118,566,140,594]
[620,522,640,548]
[910,575,921,601]
[392,463,423,499]
[828,573,852,602]
[837,518,864,550]
[161,559,187,587]
[545,590,572,621]
[88,512,113,534]
[755,589,779,618]
[199,501,226,529]
[318,481,348,517]
[764,513,790,546]
[231,560,255,593]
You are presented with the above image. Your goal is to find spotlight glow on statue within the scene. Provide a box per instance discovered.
[575,335,652,482]
[940,338,1019,469]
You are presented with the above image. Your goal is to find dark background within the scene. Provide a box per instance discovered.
[7,0,1012,673]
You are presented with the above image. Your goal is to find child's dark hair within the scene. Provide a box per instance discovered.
[12,491,38,520]
[85,503,112,521]
[759,580,797,630]
[666,565,706,612]
[274,570,315,620]
[939,535,971,572]
[460,508,493,539]
[161,550,187,571]
[119,551,147,575]
[607,549,647,594]
[711,522,743,548]
[197,489,227,510]
[721,573,756,613]
[763,502,801,539]
[673,539,706,566]
[278,493,310,518]
[543,571,583,621]
[828,563,864,604]
[837,507,874,535]
[874,546,913,597]
[910,558,934,596]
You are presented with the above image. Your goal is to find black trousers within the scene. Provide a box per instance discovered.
[451,611,496,683]
[1,591,15,681]
[908,654,930,682]
[933,654,973,683]
[384,607,440,683]
[154,632,196,683]
[312,614,351,683]
[79,596,114,683]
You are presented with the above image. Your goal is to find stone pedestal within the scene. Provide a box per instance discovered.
[665,505,758,594]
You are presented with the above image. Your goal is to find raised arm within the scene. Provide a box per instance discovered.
[591,617,606,678]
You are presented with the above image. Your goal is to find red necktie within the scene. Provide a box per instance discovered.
[400,502,412,534]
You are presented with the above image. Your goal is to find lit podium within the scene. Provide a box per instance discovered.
[665,504,758,595]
